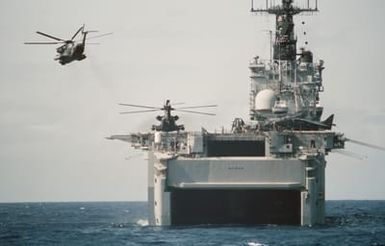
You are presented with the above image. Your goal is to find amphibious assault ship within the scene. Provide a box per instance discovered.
[109,0,349,226]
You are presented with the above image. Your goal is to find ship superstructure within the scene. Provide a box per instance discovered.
[109,0,348,226]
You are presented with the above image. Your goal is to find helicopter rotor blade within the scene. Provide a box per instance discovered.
[120,109,160,114]
[175,109,216,116]
[332,149,367,160]
[119,103,161,110]
[177,104,218,110]
[24,42,63,45]
[36,31,64,41]
[84,30,98,33]
[71,25,85,40]
[345,138,385,152]
[85,32,113,41]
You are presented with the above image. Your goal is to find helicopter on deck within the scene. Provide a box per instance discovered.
[24,25,112,65]
[119,100,217,132]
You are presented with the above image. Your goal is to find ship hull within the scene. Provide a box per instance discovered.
[148,151,326,226]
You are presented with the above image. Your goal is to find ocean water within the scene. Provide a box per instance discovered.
[0,201,384,246]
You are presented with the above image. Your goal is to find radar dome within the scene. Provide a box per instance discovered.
[255,89,275,111]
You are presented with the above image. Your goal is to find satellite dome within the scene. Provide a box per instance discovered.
[255,89,275,111]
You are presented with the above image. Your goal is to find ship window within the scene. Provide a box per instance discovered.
[206,140,265,157]
[310,140,316,148]
[284,136,292,144]
[275,74,279,80]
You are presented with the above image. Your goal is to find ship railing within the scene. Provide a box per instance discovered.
[249,58,272,67]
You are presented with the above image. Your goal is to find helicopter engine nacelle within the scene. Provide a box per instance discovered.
[56,46,65,54]
[156,116,163,121]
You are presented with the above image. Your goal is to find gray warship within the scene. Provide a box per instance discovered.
[109,0,349,226]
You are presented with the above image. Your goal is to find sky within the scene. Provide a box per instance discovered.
[0,0,384,202]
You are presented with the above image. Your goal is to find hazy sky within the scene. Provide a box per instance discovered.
[0,0,384,202]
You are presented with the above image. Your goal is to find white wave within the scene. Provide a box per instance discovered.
[136,219,149,227]
[246,242,268,246]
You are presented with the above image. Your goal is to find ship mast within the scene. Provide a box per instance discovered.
[251,0,318,62]
[249,0,323,125]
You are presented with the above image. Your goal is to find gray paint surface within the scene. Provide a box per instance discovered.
[0,0,384,202]
[168,158,305,188]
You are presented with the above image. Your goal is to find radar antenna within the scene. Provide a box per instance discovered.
[251,0,318,61]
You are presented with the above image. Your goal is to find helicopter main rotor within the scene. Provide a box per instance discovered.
[119,100,217,116]
[24,25,112,46]
[25,26,82,45]
[119,100,217,132]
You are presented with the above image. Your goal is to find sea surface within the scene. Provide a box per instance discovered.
[0,201,384,246]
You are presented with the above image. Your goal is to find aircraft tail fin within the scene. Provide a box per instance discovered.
[322,114,334,129]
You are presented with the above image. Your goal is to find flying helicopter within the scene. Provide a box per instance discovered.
[119,100,217,132]
[24,25,112,65]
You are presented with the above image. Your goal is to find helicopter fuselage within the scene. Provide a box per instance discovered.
[153,114,184,132]
[55,43,86,65]
[24,25,102,65]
